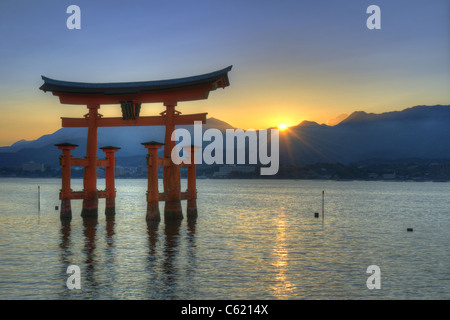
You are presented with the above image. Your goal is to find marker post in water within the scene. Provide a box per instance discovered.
[322,190,324,223]
[38,186,40,212]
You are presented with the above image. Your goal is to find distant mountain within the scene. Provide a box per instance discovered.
[338,105,449,125]
[297,120,322,127]
[278,105,450,166]
[327,113,348,126]
[0,117,235,167]
[1,105,449,169]
[206,117,235,131]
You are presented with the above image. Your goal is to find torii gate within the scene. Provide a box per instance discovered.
[40,66,232,221]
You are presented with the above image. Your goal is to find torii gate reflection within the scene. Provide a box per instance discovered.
[41,66,232,222]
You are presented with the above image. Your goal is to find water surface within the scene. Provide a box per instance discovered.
[0,178,449,299]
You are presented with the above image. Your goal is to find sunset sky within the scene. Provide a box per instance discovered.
[0,0,448,146]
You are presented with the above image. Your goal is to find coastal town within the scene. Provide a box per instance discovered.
[3,160,450,182]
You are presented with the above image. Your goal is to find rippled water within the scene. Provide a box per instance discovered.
[0,178,449,299]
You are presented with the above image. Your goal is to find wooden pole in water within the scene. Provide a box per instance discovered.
[38,186,40,212]
[322,190,324,223]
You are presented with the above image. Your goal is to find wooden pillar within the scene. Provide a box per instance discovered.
[184,145,199,219]
[142,141,164,222]
[100,146,120,217]
[55,143,78,220]
[163,102,183,221]
[82,104,100,217]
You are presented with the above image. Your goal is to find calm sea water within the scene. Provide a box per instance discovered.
[0,178,449,300]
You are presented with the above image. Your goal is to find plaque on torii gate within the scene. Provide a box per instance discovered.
[40,66,232,221]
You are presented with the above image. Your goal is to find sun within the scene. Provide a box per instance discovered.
[278,124,288,130]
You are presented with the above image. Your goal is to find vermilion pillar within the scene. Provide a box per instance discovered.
[82,104,100,217]
[55,143,78,220]
[100,146,120,217]
[163,102,183,220]
[184,145,199,219]
[142,141,164,222]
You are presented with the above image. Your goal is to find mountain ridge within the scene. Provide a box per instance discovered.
[337,105,449,126]
[1,105,449,168]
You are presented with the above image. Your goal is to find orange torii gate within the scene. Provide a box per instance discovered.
[40,66,232,221]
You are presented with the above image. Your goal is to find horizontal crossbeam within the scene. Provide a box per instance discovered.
[64,191,190,201]
[61,113,207,127]
[68,158,110,167]
[64,190,108,200]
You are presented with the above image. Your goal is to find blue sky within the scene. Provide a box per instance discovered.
[0,0,448,145]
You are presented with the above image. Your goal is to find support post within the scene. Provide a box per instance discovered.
[82,104,100,217]
[184,145,199,219]
[55,143,78,220]
[142,141,164,222]
[163,102,183,221]
[100,146,120,217]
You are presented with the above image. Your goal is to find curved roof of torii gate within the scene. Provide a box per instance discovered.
[39,65,232,105]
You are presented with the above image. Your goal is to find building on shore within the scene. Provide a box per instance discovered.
[212,165,256,178]
[22,161,45,173]
[429,163,450,180]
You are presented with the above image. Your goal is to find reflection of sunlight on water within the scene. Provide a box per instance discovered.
[270,209,295,299]
[1,179,450,299]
